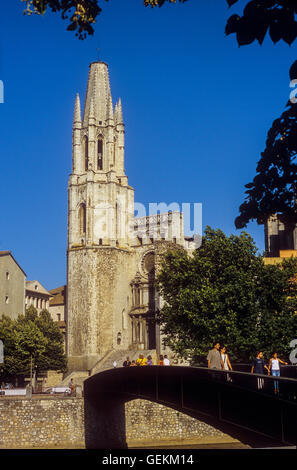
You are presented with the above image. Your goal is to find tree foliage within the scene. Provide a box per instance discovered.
[21,1,297,45]
[156,227,297,363]
[21,0,188,39]
[0,306,67,379]
[226,0,297,46]
[236,61,297,229]
[21,0,103,39]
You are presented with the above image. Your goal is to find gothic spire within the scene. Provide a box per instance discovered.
[89,96,96,122]
[117,97,123,124]
[83,61,112,126]
[106,94,114,123]
[114,102,118,124]
[73,93,82,125]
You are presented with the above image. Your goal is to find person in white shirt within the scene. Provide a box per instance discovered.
[220,346,232,382]
[268,352,288,394]
[163,355,170,366]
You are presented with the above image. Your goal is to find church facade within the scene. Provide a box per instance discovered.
[66,61,195,372]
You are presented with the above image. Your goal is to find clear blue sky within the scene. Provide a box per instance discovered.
[0,1,296,290]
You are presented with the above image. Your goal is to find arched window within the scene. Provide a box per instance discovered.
[79,204,86,235]
[113,137,116,167]
[122,309,127,330]
[135,285,140,306]
[97,138,103,170]
[115,201,119,243]
[83,136,88,171]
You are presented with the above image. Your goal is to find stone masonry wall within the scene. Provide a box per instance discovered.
[125,399,228,445]
[0,397,84,448]
[0,397,231,448]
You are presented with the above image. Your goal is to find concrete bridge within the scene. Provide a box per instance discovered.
[84,366,297,448]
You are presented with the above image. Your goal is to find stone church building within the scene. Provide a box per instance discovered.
[66,61,195,372]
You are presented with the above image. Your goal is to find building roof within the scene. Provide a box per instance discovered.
[0,250,27,276]
[49,285,66,306]
[26,280,51,297]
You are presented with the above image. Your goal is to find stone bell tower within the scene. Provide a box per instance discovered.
[66,61,135,372]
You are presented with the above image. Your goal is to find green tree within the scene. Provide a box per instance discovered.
[21,1,297,44]
[236,62,297,233]
[156,227,297,363]
[35,309,67,372]
[0,307,67,380]
[15,319,47,369]
[0,315,23,377]
[21,0,188,39]
[0,314,46,377]
[256,258,297,358]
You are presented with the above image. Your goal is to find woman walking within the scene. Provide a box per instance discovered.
[220,346,232,381]
[268,352,288,394]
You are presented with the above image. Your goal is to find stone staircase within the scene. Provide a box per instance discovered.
[91,349,157,375]
[59,370,89,388]
[59,349,157,389]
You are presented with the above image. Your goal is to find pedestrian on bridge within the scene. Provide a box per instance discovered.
[251,352,269,390]
[123,357,131,367]
[163,355,170,366]
[207,343,222,370]
[220,346,232,381]
[207,342,223,381]
[147,355,153,365]
[268,352,288,394]
[136,354,147,366]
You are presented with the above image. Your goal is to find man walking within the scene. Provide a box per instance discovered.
[251,351,269,390]
[207,342,222,370]
[207,342,222,381]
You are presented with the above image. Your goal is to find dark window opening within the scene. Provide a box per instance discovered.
[79,204,86,235]
[83,136,88,171]
[97,139,103,170]
[99,238,103,246]
[135,286,140,306]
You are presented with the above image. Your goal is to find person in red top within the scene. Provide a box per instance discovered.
[159,354,164,365]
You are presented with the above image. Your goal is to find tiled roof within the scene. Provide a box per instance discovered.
[49,285,66,306]
[26,280,51,296]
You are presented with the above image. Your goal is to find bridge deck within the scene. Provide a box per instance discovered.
[84,366,297,448]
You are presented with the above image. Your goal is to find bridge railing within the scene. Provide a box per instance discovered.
[197,367,297,403]
[231,363,297,379]
[85,365,297,446]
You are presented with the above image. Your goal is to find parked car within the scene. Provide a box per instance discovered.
[44,386,71,396]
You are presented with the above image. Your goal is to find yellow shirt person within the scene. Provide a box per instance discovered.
[136,354,147,366]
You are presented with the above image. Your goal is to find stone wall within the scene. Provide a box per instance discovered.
[0,397,84,448]
[0,396,233,448]
[125,399,228,445]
